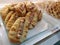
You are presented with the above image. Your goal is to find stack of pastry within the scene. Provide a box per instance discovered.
[0,2,42,43]
[46,1,60,19]
[37,1,60,19]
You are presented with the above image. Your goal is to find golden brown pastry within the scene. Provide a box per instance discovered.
[26,2,37,12]
[46,1,60,19]
[0,4,16,20]
[20,12,31,42]
[14,2,26,17]
[28,12,38,29]
[5,11,14,24]
[0,6,10,20]
[28,10,42,29]
[8,4,17,11]
[6,12,19,31]
[8,17,25,43]
[30,12,38,27]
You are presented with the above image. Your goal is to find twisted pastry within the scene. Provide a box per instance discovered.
[26,2,37,12]
[28,12,38,29]
[28,10,42,29]
[0,4,16,20]
[8,17,25,43]
[6,12,19,31]
[14,2,26,17]
[20,12,31,42]
[5,11,14,24]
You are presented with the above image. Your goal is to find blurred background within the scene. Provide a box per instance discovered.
[0,0,59,4]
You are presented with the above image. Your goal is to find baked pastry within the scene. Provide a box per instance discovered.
[14,2,26,17]
[6,12,19,31]
[27,12,38,29]
[20,12,31,42]
[8,17,25,43]
[0,6,10,20]
[26,2,37,12]
[0,4,16,20]
[46,1,60,19]
[7,4,17,11]
[5,11,14,24]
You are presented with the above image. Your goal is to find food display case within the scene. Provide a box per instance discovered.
[0,0,60,45]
